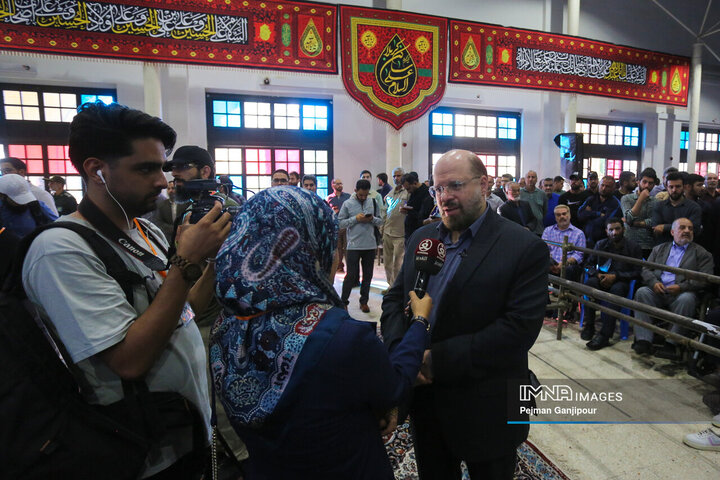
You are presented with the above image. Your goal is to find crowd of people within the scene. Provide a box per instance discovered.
[2,99,720,479]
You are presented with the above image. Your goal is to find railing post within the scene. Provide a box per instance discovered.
[556,234,570,340]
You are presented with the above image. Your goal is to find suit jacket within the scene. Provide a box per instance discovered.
[586,237,643,281]
[498,200,537,232]
[641,241,714,292]
[380,208,548,461]
[149,198,179,242]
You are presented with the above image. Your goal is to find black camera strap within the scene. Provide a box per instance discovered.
[78,197,168,272]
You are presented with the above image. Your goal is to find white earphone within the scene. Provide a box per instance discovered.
[96,170,105,184]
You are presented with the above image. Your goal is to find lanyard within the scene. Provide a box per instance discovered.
[78,197,168,272]
[133,218,167,278]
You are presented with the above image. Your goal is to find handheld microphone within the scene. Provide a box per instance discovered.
[413,238,446,299]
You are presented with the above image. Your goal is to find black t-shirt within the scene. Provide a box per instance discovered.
[558,190,591,228]
[53,191,78,215]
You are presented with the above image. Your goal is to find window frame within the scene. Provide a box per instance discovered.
[576,118,643,179]
[428,107,521,180]
[206,93,333,199]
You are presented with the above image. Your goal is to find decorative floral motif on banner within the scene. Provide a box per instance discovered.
[340,6,447,129]
[449,20,690,107]
[0,0,337,73]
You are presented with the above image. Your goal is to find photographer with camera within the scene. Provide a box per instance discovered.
[22,102,231,478]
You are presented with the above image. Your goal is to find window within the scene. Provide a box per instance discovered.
[1,83,116,201]
[431,112,453,136]
[274,104,300,130]
[577,119,643,179]
[455,114,475,137]
[429,108,521,179]
[302,105,328,131]
[476,116,497,138]
[244,102,271,129]
[207,93,333,199]
[497,117,517,140]
[679,127,720,173]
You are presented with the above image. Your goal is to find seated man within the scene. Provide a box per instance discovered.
[542,204,585,282]
[581,218,642,350]
[498,182,537,232]
[632,217,714,358]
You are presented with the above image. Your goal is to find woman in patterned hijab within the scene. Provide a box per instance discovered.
[210,186,431,479]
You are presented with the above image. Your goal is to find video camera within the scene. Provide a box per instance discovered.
[177,179,241,223]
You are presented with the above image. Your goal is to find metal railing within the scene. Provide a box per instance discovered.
[545,235,720,359]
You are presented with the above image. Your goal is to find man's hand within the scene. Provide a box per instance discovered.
[409,291,432,319]
[599,273,616,289]
[665,284,681,295]
[355,213,371,223]
[653,225,665,235]
[567,257,577,265]
[414,349,433,386]
[638,188,650,202]
[379,408,398,436]
[176,202,231,264]
[653,282,666,294]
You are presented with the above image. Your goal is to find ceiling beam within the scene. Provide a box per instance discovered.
[650,0,699,39]
[700,0,713,34]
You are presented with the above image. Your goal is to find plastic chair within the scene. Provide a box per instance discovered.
[580,273,637,340]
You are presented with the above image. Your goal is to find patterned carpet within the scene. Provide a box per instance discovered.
[385,420,570,480]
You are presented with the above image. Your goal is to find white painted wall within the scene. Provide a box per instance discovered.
[1,0,719,185]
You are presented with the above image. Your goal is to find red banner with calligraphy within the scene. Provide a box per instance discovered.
[0,0,337,73]
[340,7,447,129]
[449,20,690,107]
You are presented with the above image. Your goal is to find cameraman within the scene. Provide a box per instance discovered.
[22,102,231,478]
[164,146,248,464]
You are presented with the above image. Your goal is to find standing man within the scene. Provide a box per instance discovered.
[622,168,658,258]
[0,174,58,237]
[360,169,385,218]
[651,171,702,245]
[498,182,537,232]
[493,173,513,202]
[553,175,566,194]
[542,177,560,227]
[400,171,434,241]
[381,149,548,479]
[326,178,351,273]
[302,175,317,193]
[289,171,300,187]
[578,175,621,247]
[615,171,637,199]
[338,179,383,312]
[586,171,599,195]
[148,179,179,242]
[581,218,642,350]
[376,172,392,199]
[651,166,678,197]
[519,170,547,235]
[382,167,408,290]
[632,218,713,358]
[1,156,59,216]
[558,173,591,229]
[47,175,78,215]
[702,172,718,203]
[22,102,231,478]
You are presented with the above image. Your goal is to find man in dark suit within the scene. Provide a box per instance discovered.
[498,181,537,232]
[148,179,180,242]
[632,217,714,359]
[381,149,548,479]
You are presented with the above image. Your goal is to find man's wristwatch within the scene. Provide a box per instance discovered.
[169,254,203,284]
[412,315,431,332]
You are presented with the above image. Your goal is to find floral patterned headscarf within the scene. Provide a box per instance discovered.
[210,186,341,428]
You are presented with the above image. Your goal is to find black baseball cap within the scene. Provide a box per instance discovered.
[162,145,214,172]
[587,171,599,180]
[569,173,581,180]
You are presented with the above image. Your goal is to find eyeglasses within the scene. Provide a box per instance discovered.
[272,177,289,185]
[169,163,197,172]
[429,176,482,197]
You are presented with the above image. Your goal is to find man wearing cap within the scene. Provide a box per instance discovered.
[558,173,591,229]
[47,175,78,215]
[586,171,599,195]
[1,157,59,216]
[0,173,57,237]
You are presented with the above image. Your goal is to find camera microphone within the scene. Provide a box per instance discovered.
[413,238,446,299]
